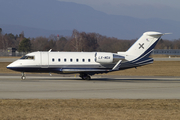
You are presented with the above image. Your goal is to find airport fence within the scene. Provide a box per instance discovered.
[0,50,27,57]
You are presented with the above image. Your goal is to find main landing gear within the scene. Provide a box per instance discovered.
[21,72,26,80]
[80,73,91,80]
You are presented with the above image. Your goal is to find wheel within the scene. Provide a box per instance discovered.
[81,76,85,80]
[80,73,91,80]
[21,76,26,80]
[82,76,91,80]
[86,76,91,80]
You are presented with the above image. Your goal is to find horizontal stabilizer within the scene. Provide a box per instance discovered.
[163,33,172,35]
[147,32,172,37]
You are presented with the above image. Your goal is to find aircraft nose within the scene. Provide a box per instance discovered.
[7,61,19,69]
[6,60,24,72]
[7,63,13,69]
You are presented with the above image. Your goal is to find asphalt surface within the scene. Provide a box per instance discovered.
[0,74,180,99]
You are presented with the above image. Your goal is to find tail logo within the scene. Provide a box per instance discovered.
[139,43,144,49]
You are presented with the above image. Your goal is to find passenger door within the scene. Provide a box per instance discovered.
[41,52,49,68]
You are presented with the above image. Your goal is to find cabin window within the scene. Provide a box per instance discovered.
[20,56,35,60]
[82,59,85,62]
[88,59,91,62]
[76,59,79,62]
[70,59,73,62]
[52,58,55,62]
[64,59,66,62]
[58,59,60,62]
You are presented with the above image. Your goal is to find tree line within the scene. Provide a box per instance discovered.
[0,28,180,53]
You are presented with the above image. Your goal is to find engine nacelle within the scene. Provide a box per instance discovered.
[95,53,113,63]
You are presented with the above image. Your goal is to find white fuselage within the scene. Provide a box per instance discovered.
[7,51,125,74]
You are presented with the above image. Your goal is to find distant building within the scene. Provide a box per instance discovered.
[152,49,180,56]
[7,47,17,56]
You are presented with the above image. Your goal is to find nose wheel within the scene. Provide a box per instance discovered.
[21,72,26,80]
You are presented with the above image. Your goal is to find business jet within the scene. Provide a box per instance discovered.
[7,31,167,80]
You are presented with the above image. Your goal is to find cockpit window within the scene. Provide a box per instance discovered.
[20,56,35,60]
[20,56,27,59]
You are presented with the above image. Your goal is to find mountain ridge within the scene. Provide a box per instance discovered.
[0,0,179,39]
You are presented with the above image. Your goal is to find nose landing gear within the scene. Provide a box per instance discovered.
[21,72,26,80]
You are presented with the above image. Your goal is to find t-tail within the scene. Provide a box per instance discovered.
[118,31,167,68]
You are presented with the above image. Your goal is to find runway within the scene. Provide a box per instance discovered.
[0,74,180,99]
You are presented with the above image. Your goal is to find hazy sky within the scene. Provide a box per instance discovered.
[58,0,180,21]
[58,0,180,8]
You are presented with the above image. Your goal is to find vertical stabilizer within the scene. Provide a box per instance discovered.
[125,31,164,61]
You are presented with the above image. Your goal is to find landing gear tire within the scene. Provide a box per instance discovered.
[82,76,91,80]
[80,73,91,80]
[21,76,26,80]
[86,76,91,80]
